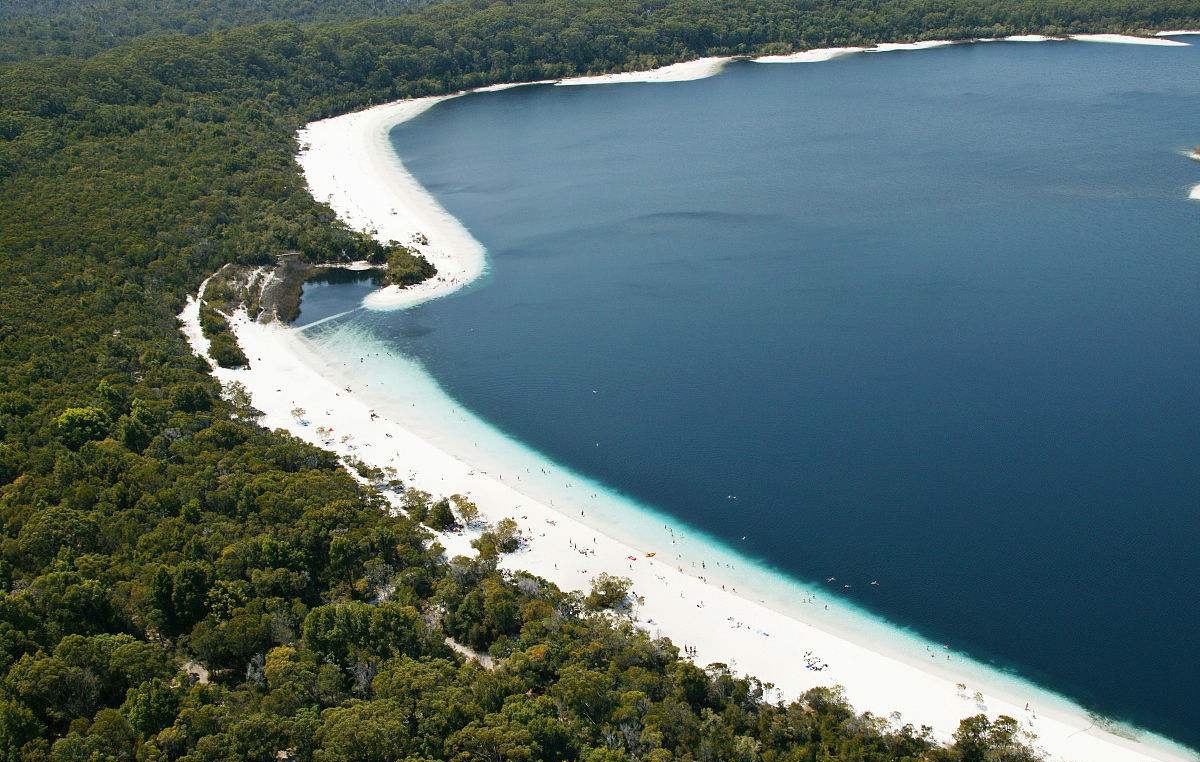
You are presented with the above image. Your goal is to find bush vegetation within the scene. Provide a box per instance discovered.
[384,244,437,287]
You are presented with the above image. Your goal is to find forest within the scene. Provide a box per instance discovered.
[2,0,1197,759]
[0,0,433,63]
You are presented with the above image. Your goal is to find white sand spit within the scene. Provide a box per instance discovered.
[296,57,736,312]
[473,80,557,93]
[1071,33,1189,46]
[868,40,957,52]
[753,47,867,63]
[297,96,485,311]
[555,56,731,85]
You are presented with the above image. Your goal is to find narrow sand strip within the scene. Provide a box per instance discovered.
[869,40,957,52]
[472,80,557,93]
[1156,30,1200,36]
[1071,33,1189,46]
[752,36,1116,62]
[264,49,1200,762]
[754,47,867,63]
[753,39,1033,63]
[555,56,731,85]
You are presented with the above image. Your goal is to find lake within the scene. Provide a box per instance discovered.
[298,39,1200,746]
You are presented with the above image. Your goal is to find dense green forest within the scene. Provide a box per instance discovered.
[1,0,1197,759]
[5,0,1200,64]
[0,0,434,63]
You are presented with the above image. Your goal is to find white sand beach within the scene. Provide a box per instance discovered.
[753,47,868,63]
[296,95,486,311]
[1070,33,1188,46]
[294,58,738,311]
[179,305,1198,762]
[754,40,967,64]
[472,80,557,93]
[186,47,1200,762]
[183,297,1200,762]
[868,40,957,52]
[555,56,731,85]
[1001,34,1062,42]
[750,33,1190,65]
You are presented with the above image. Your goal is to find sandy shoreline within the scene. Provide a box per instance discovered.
[556,56,731,84]
[180,303,1198,762]
[187,36,1200,762]
[296,96,485,311]
[297,33,1193,303]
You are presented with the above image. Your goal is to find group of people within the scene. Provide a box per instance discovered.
[802,650,829,672]
[568,538,595,557]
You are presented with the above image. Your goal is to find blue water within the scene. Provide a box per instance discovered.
[300,40,1200,746]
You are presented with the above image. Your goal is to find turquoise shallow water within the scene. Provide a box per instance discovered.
[298,39,1200,747]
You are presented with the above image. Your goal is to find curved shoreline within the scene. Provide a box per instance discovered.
[276,37,1200,762]
[297,95,486,311]
[183,303,1200,762]
[296,33,1192,314]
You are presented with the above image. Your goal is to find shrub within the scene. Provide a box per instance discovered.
[208,333,248,368]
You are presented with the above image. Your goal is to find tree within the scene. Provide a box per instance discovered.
[950,714,1041,762]
[383,245,436,287]
[170,562,211,630]
[552,664,613,723]
[53,407,108,449]
[5,653,99,728]
[117,411,153,453]
[313,700,411,762]
[0,444,17,485]
[402,489,432,523]
[0,694,41,761]
[121,679,181,737]
[173,383,213,413]
[95,380,130,420]
[425,498,458,532]
[209,332,249,368]
[302,603,372,665]
[450,495,480,527]
[190,612,271,672]
[585,573,632,610]
[368,602,430,659]
[15,507,100,567]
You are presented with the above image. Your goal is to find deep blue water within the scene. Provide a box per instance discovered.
[301,41,1200,745]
